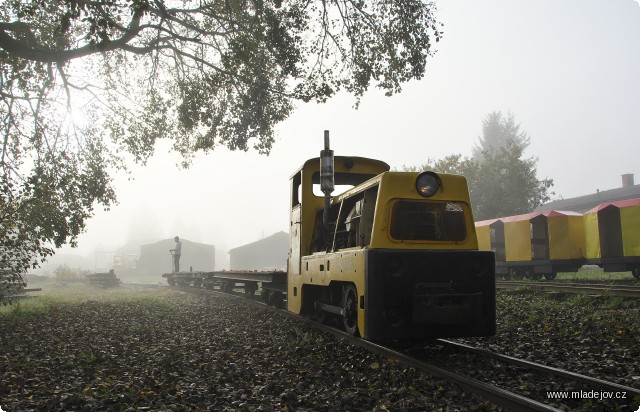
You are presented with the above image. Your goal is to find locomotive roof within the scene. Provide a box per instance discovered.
[290,156,390,179]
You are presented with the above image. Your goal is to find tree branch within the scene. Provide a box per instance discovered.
[0,9,145,63]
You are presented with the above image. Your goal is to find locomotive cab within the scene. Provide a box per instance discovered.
[287,134,496,341]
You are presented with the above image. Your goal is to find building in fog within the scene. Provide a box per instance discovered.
[229,231,288,271]
[536,174,640,213]
[136,238,215,279]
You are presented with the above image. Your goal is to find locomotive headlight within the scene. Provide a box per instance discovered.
[415,172,441,197]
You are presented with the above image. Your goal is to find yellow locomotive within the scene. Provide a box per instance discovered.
[164,132,497,341]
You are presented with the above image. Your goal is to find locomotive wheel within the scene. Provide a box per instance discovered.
[544,272,557,280]
[167,279,176,286]
[244,283,257,296]
[531,273,543,281]
[342,284,359,337]
[260,289,271,305]
[270,291,284,309]
[633,268,640,280]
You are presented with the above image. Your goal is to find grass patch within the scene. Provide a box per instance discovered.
[554,268,637,283]
[602,295,639,310]
[0,282,175,321]
[496,289,640,340]
[0,298,52,320]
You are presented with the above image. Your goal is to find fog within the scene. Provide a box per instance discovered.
[51,0,640,273]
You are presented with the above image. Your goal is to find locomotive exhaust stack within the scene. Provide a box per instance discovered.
[320,130,334,231]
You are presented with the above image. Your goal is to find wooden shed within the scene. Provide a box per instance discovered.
[137,238,215,279]
[229,231,288,271]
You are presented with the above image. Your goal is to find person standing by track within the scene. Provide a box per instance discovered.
[170,236,182,273]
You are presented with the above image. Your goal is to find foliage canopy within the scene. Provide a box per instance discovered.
[405,111,554,221]
[472,111,530,161]
[0,0,443,286]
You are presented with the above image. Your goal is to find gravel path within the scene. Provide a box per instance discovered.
[1,287,497,411]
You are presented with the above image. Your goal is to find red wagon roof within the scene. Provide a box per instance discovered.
[500,210,582,223]
[475,210,582,226]
[474,218,502,227]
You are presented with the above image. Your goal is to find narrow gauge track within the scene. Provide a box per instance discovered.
[171,284,640,411]
[497,280,640,297]
[424,339,640,410]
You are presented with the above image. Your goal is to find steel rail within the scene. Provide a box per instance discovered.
[178,284,640,409]
[438,339,640,397]
[180,285,561,411]
[316,326,562,412]
[540,282,640,290]
[496,281,640,297]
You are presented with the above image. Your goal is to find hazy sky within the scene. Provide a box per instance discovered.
[57,0,640,269]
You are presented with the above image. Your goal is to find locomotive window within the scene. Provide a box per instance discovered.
[311,172,375,197]
[291,172,301,208]
[390,200,467,242]
[313,184,354,197]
